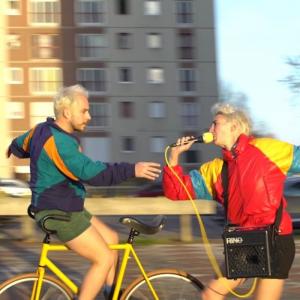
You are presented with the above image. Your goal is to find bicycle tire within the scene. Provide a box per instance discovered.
[121,268,205,300]
[0,273,74,300]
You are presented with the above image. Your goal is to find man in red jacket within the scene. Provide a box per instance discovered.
[163,103,298,300]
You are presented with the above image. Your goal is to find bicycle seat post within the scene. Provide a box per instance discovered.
[127,228,140,244]
[43,233,51,244]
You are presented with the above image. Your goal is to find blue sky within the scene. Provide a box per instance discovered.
[215,0,300,144]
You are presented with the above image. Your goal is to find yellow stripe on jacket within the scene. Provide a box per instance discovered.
[251,138,294,175]
[199,158,223,198]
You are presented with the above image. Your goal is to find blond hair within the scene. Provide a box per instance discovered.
[53,85,88,118]
[211,103,252,135]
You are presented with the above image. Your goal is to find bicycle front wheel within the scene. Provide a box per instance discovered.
[121,269,204,300]
[0,273,74,300]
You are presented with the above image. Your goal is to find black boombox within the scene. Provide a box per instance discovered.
[222,226,275,279]
[221,161,282,279]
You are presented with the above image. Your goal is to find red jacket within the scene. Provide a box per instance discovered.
[163,134,300,235]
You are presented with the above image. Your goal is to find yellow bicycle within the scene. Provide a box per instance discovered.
[0,209,204,299]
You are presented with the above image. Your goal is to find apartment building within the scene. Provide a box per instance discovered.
[4,0,219,179]
[0,2,11,178]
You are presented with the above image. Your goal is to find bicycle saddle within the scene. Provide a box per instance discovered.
[119,215,165,235]
[27,204,71,235]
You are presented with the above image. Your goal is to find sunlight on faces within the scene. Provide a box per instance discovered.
[209,114,240,149]
[68,95,91,132]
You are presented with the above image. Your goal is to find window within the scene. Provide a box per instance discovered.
[146,33,162,49]
[77,68,106,93]
[176,0,192,24]
[117,33,132,49]
[32,34,59,58]
[148,101,165,118]
[81,137,111,161]
[75,0,105,25]
[6,0,21,15]
[5,102,25,119]
[179,69,196,92]
[76,34,107,59]
[147,68,164,84]
[122,137,135,152]
[117,0,129,14]
[119,67,132,83]
[30,102,53,126]
[87,102,110,129]
[7,35,21,49]
[119,101,134,118]
[29,68,62,94]
[150,136,166,153]
[6,68,23,84]
[144,0,160,15]
[178,32,193,59]
[181,101,198,129]
[29,0,60,25]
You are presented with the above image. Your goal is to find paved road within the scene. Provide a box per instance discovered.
[0,216,300,299]
[0,240,299,299]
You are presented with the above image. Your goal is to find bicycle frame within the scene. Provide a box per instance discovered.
[31,242,159,300]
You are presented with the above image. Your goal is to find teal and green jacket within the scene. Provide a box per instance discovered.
[8,118,135,212]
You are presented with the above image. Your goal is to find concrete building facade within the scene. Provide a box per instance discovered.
[3,0,219,179]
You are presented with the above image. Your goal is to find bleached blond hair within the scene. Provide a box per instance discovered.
[53,85,88,118]
[211,103,252,135]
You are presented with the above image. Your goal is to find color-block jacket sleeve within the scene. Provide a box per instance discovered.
[163,165,196,200]
[7,128,35,159]
[163,158,223,201]
[251,138,300,176]
[46,131,135,186]
[288,145,300,174]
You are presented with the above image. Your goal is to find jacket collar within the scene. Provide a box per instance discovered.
[46,117,80,143]
[222,134,253,161]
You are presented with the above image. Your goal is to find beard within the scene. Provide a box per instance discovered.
[73,123,87,132]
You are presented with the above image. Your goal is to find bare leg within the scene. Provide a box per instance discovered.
[253,279,284,300]
[90,216,119,286]
[66,224,116,300]
[201,277,244,300]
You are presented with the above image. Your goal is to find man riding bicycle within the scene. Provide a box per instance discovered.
[7,84,161,300]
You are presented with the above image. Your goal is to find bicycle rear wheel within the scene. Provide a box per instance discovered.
[0,273,74,300]
[121,269,204,300]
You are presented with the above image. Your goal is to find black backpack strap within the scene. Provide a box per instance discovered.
[221,160,283,232]
[273,200,283,233]
[221,161,229,224]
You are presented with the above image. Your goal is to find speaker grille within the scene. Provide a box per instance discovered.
[225,244,271,278]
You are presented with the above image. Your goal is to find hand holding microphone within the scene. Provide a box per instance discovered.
[170,132,213,147]
[169,132,213,167]
[167,132,213,167]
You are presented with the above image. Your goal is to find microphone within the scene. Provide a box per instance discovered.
[170,132,213,147]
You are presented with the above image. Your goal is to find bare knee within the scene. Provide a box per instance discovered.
[92,248,115,269]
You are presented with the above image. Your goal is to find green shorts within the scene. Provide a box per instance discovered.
[35,209,92,243]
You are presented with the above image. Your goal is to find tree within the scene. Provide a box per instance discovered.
[281,56,300,94]
[219,81,273,136]
[219,81,250,110]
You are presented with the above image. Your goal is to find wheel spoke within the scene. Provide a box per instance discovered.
[0,274,73,300]
[122,270,204,300]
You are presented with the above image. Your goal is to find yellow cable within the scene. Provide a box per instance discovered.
[164,145,257,298]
